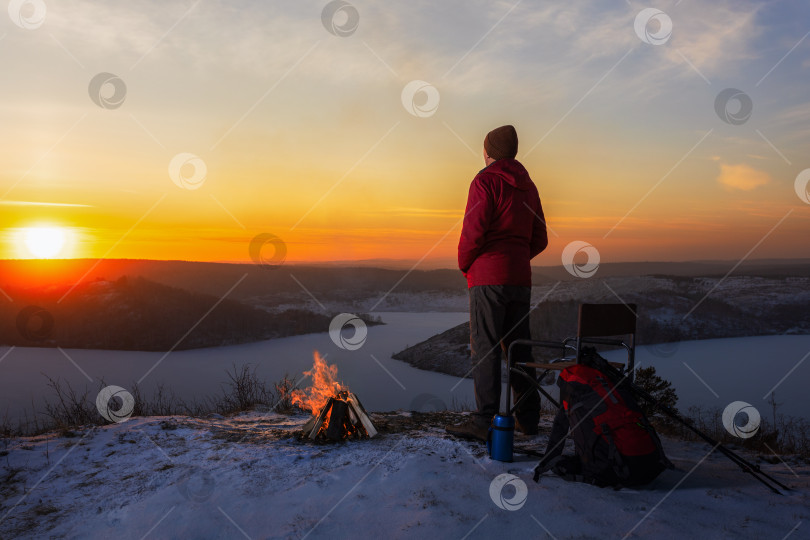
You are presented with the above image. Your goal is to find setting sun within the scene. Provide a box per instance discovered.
[22,227,67,259]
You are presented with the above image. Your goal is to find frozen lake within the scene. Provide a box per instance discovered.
[0,312,475,426]
[1,311,808,427]
[630,335,810,421]
[534,336,810,421]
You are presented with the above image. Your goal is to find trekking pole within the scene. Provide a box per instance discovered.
[602,362,790,495]
[513,445,545,458]
[635,387,788,495]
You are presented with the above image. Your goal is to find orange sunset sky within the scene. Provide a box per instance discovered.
[1,1,809,268]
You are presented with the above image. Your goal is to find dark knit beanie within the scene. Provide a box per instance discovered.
[484,125,518,160]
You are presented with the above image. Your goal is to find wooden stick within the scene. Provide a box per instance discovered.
[347,393,377,438]
[326,399,348,441]
[307,398,333,439]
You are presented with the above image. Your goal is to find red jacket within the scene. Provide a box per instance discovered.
[458,159,548,288]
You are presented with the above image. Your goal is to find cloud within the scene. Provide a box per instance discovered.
[663,4,762,71]
[429,0,764,101]
[17,1,769,113]
[716,163,771,191]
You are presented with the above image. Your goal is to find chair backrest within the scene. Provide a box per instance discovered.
[577,303,637,338]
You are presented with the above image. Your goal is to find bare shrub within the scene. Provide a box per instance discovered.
[131,383,185,417]
[659,405,810,460]
[41,376,98,430]
[213,363,274,414]
[273,374,297,414]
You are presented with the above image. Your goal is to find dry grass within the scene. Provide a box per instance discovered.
[0,365,302,438]
[655,405,810,460]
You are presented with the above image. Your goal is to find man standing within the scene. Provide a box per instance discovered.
[447,125,548,441]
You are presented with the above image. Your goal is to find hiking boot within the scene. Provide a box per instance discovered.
[445,417,490,442]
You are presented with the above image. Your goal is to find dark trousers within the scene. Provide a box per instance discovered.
[469,285,540,421]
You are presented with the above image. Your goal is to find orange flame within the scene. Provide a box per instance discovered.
[292,351,346,415]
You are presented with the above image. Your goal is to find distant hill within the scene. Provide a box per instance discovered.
[0,276,381,351]
[0,259,467,305]
[392,274,810,377]
[2,258,809,315]
[529,259,810,283]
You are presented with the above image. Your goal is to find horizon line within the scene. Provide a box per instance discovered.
[2,255,810,270]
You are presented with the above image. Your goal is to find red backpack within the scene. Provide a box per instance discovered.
[534,348,673,487]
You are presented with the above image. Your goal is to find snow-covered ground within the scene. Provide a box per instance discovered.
[1,411,806,539]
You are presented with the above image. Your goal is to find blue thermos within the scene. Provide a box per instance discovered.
[487,414,514,462]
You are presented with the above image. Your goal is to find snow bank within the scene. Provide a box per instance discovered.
[1,412,806,539]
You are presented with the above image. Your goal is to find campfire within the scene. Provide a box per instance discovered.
[293,352,377,441]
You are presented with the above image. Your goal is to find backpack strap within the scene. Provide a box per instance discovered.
[534,403,571,482]
[534,455,588,484]
[601,422,631,482]
[637,416,676,470]
[534,454,564,482]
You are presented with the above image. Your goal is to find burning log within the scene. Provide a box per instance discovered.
[301,391,377,441]
[295,352,377,441]
[346,393,377,437]
[325,399,348,440]
[302,400,330,438]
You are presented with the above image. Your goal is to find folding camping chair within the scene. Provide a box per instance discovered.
[503,303,637,415]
